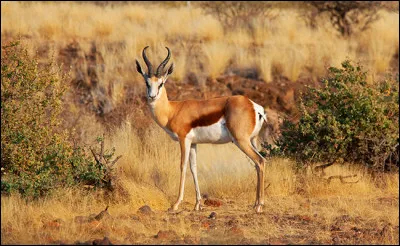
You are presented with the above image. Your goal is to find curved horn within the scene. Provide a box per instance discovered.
[142,46,153,76]
[156,47,171,77]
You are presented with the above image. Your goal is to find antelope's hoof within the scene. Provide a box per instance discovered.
[194,202,202,211]
[255,204,263,213]
[168,202,180,212]
[253,201,260,209]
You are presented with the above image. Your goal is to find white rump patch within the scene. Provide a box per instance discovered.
[250,100,267,138]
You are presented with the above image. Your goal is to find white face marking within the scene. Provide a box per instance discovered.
[145,76,164,103]
[188,117,233,144]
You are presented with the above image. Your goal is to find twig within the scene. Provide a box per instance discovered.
[90,147,100,164]
[100,133,105,163]
[314,160,336,176]
[109,155,122,168]
[326,174,359,184]
[264,183,271,191]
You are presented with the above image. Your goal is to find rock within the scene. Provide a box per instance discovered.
[155,230,179,240]
[93,236,113,245]
[203,197,223,207]
[138,205,154,215]
[208,212,217,220]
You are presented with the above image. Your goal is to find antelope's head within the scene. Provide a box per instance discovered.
[136,46,174,102]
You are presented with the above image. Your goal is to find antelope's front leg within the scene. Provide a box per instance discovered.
[171,138,191,211]
[189,144,202,211]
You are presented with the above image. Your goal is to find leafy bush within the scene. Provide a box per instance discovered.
[1,40,115,198]
[268,60,398,171]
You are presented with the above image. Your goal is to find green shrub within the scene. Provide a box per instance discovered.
[1,40,113,198]
[267,60,399,171]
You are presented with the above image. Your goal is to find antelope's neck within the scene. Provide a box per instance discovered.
[148,87,171,128]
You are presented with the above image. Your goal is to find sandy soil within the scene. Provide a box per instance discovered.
[18,195,397,245]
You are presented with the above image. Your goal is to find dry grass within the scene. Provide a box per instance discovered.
[202,41,234,80]
[1,118,398,244]
[1,1,398,85]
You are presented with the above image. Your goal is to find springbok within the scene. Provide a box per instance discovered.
[136,46,268,213]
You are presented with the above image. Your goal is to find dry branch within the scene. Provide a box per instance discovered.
[312,161,359,185]
[326,174,359,184]
[89,134,123,190]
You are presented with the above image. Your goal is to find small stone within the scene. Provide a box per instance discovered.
[138,205,154,215]
[155,230,178,240]
[208,212,217,220]
[204,197,223,207]
[93,236,112,245]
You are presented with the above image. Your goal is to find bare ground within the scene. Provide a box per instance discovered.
[4,194,396,245]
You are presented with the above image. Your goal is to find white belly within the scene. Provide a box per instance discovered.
[187,117,232,144]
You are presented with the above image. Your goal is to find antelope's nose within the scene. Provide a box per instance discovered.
[149,95,156,100]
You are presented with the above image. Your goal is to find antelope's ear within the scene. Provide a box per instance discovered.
[166,63,174,76]
[136,59,145,76]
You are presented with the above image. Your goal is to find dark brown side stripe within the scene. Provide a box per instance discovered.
[190,109,224,128]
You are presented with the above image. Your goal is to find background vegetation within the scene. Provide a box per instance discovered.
[269,60,399,172]
[1,41,119,198]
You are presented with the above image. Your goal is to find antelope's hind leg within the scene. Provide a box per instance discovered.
[233,138,266,213]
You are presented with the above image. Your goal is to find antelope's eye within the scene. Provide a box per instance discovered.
[158,83,163,90]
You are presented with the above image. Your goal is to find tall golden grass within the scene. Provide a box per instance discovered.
[2,117,399,244]
[1,2,398,85]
